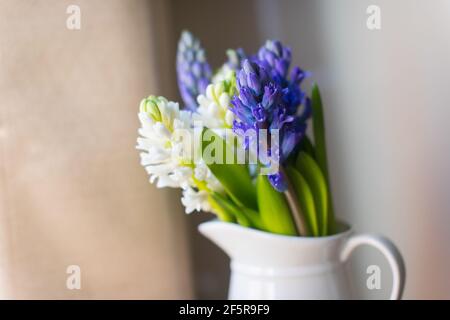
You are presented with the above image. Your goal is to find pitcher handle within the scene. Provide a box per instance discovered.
[340,233,406,300]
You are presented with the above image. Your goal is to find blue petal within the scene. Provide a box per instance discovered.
[268,172,287,192]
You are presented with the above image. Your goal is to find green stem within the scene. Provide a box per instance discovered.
[280,166,310,237]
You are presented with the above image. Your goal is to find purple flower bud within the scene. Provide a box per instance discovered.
[231,96,245,111]
[185,50,194,62]
[258,66,270,85]
[231,97,254,123]
[176,31,212,110]
[233,120,254,149]
[290,66,311,85]
[268,108,294,130]
[191,62,202,77]
[197,78,210,95]
[179,84,196,110]
[182,72,196,89]
[243,59,256,74]
[237,69,248,88]
[275,59,289,78]
[252,105,266,122]
[258,40,291,79]
[280,130,298,160]
[282,46,291,62]
[247,72,262,95]
[239,87,257,107]
[231,40,312,191]
[262,84,280,109]
[298,97,312,122]
[259,50,276,67]
[281,122,306,161]
[282,86,303,113]
[232,119,249,133]
[268,172,287,192]
[226,48,247,70]
[272,41,283,56]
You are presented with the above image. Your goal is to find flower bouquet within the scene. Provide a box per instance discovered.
[136,31,405,299]
[137,31,334,237]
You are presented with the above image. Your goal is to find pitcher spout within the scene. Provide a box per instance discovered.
[198,220,250,260]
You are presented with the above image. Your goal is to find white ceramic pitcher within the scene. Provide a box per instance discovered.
[199,220,405,300]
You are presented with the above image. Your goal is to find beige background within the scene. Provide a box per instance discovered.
[1,0,450,299]
[0,0,193,299]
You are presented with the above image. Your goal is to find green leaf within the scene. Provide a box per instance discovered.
[210,192,265,230]
[209,193,250,227]
[208,195,236,223]
[256,175,297,236]
[286,166,319,237]
[202,128,257,210]
[311,84,335,234]
[284,135,314,168]
[296,151,329,236]
[311,84,329,182]
[299,135,315,158]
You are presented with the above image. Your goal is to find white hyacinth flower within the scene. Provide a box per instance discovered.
[212,49,245,84]
[195,77,235,129]
[181,187,212,214]
[137,95,224,214]
[194,159,223,193]
[137,96,194,189]
[212,64,234,84]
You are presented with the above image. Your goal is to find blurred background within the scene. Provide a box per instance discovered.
[0,0,449,299]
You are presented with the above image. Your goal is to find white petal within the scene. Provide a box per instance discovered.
[214,82,224,97]
[154,122,171,139]
[156,175,179,188]
[206,84,215,100]
[145,162,175,176]
[181,188,211,214]
[197,94,208,106]
[219,93,230,108]
[225,110,235,126]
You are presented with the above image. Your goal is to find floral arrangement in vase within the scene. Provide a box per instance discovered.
[137,31,335,237]
[136,31,406,300]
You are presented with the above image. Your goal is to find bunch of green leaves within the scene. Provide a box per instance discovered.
[200,128,296,236]
[284,84,336,236]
